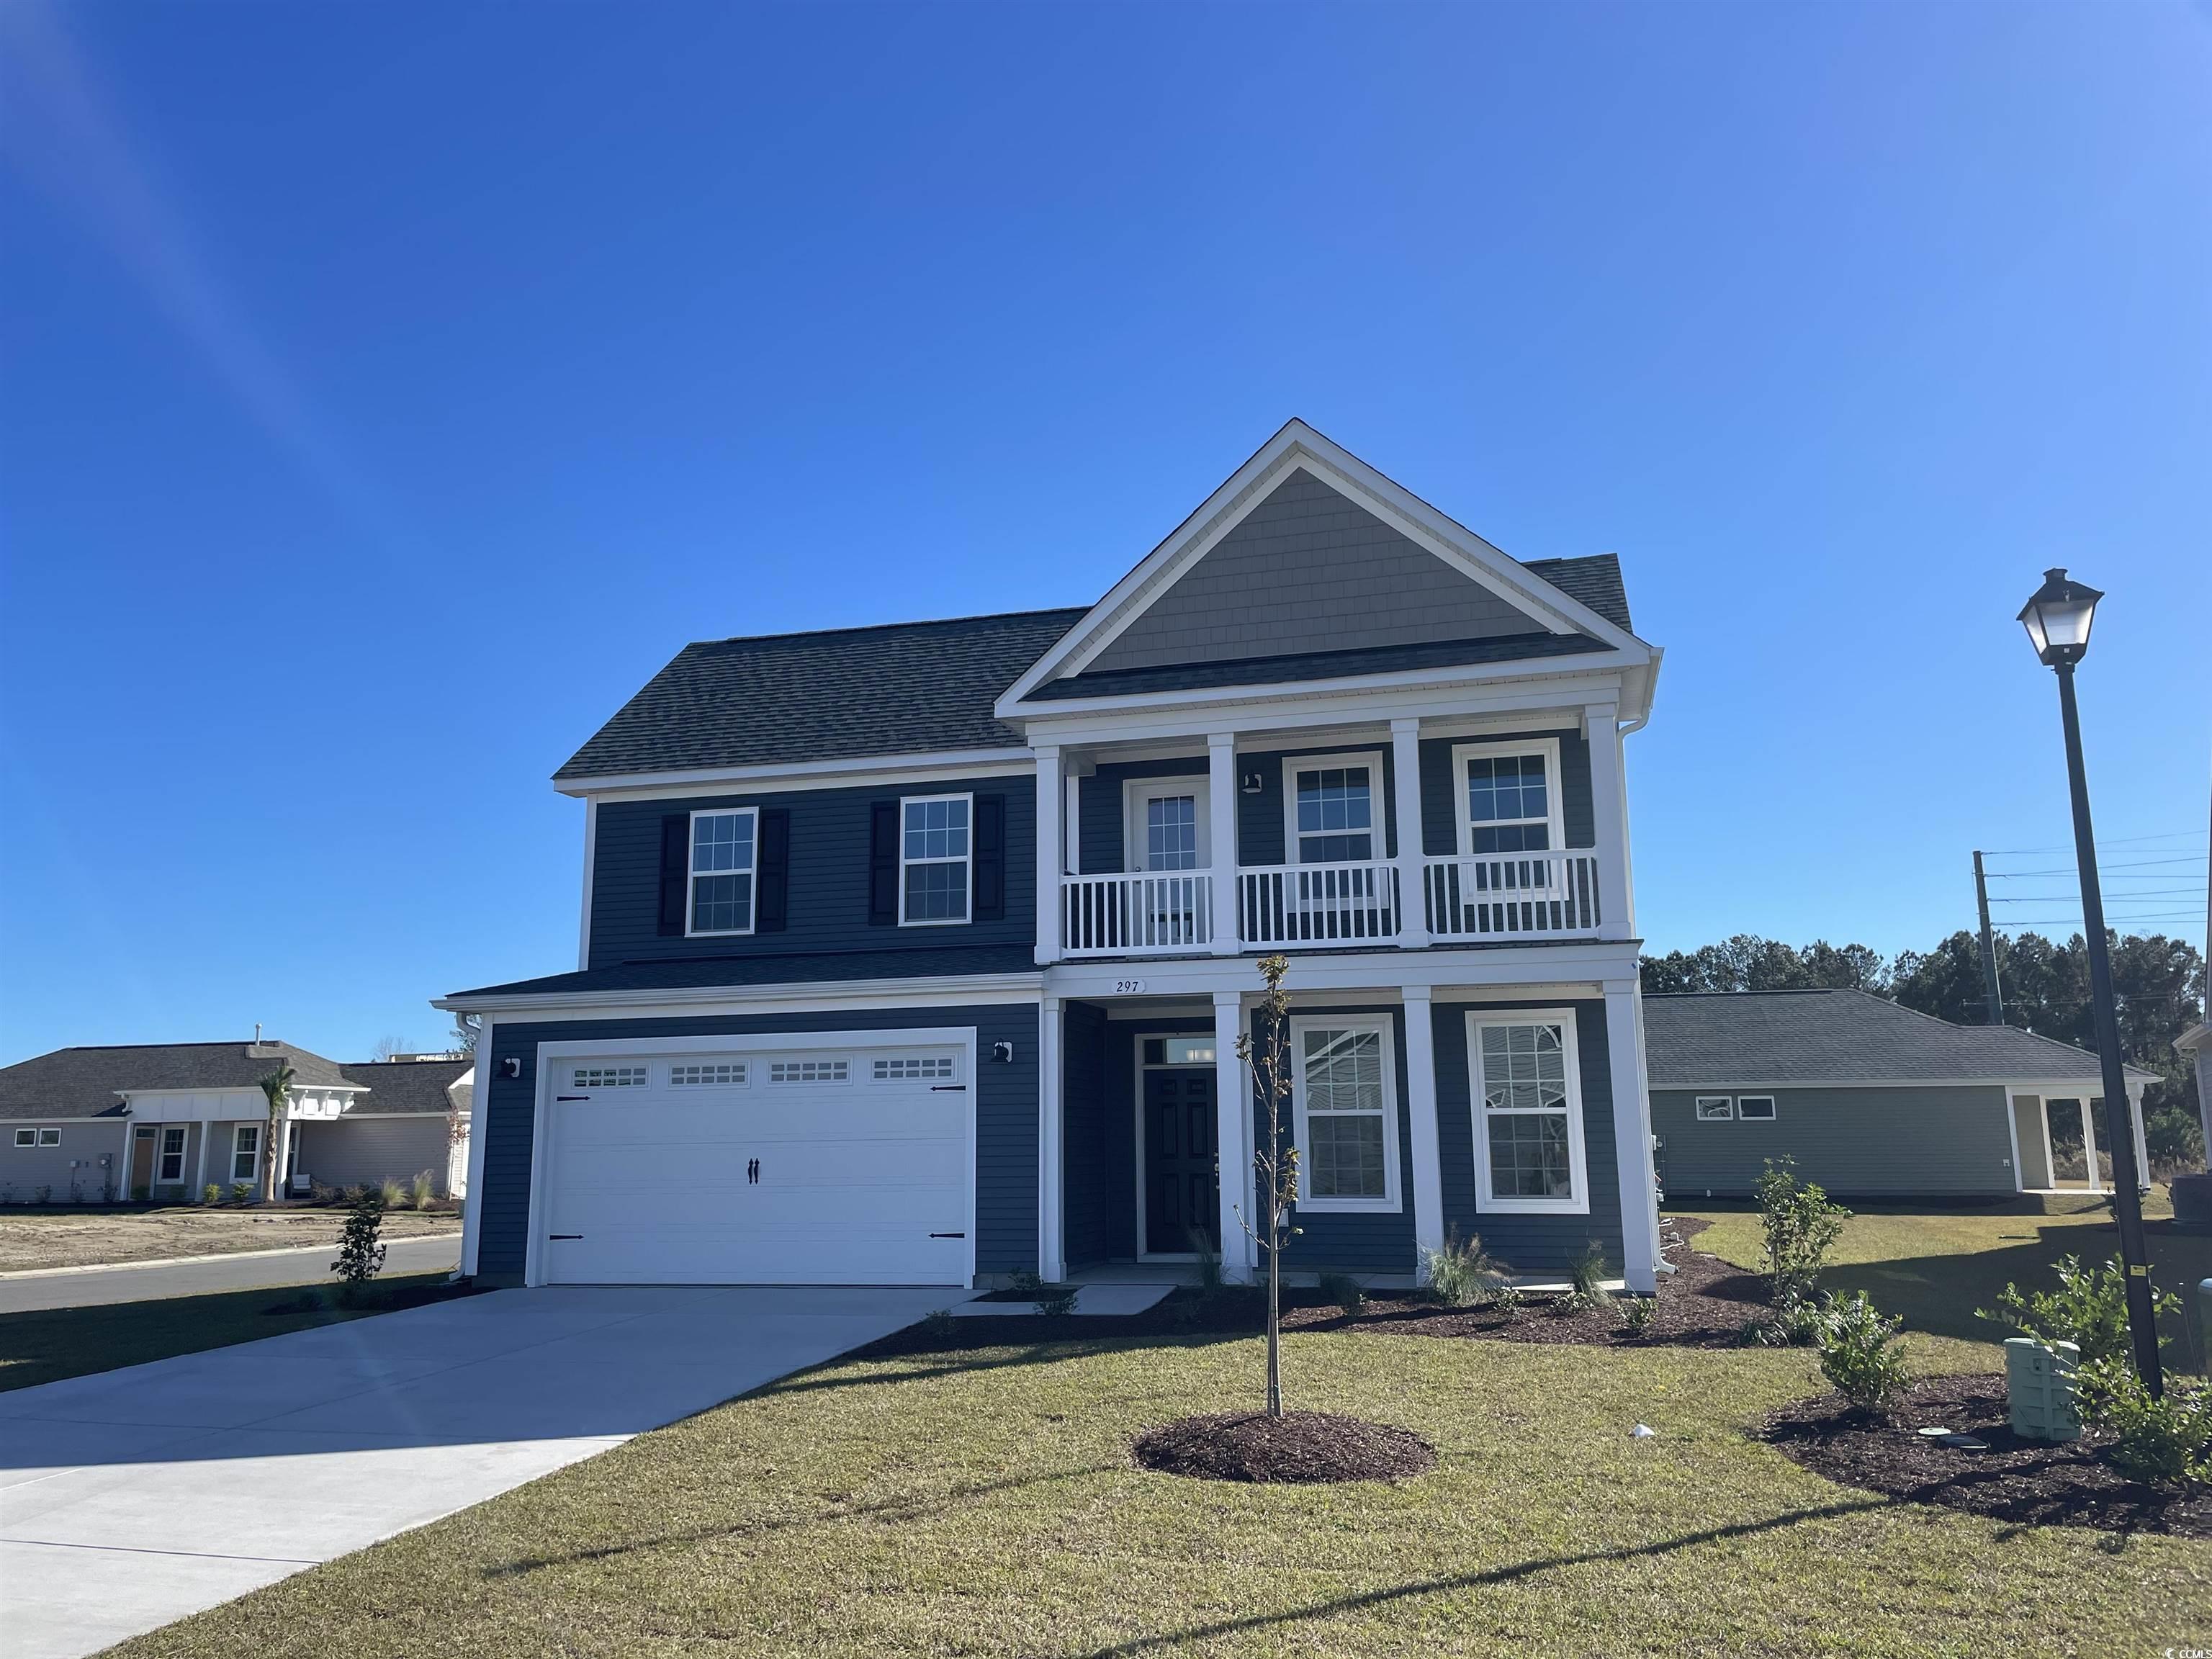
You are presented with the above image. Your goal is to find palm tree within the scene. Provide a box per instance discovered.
[257,1062,296,1203]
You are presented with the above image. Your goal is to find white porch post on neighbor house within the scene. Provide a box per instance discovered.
[192,1118,213,1197]
[2128,1080,2151,1192]
[459,1017,495,1277]
[1039,996,1064,1282]
[1605,982,1661,1293]
[1390,719,1430,949]
[1583,702,1633,940]
[1401,986,1444,1280]
[1213,989,1254,1282]
[1207,734,1239,954]
[2082,1091,2103,1194]
[1035,745,1063,966]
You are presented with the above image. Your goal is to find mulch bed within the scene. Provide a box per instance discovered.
[1762,1372,2212,1538]
[1132,1409,1437,1484]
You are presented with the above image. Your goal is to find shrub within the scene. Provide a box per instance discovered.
[331,1188,387,1302]
[1816,1292,1911,1415]
[1318,1271,1366,1318]
[921,1308,956,1342]
[1035,1283,1079,1318]
[1621,1295,1657,1334]
[410,1170,435,1210]
[1560,1241,1611,1314]
[1422,1229,1493,1308]
[379,1177,405,1210]
[202,1183,222,1206]
[1491,1282,1527,1318]
[2090,1367,2212,1486]
[1754,1158,1850,1311]
[230,1182,253,1205]
[1189,1231,1223,1296]
[1981,1253,2179,1368]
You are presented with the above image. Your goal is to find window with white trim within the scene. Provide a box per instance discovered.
[38,1128,58,1146]
[1458,741,1562,855]
[571,1066,648,1089]
[900,794,971,924]
[158,1125,186,1182]
[873,1056,956,1081]
[1469,1011,1588,1213]
[1695,1096,1734,1122]
[1126,781,1205,872]
[670,1063,747,1087]
[1285,757,1376,863]
[12,1128,33,1148]
[770,1059,850,1084]
[689,809,757,935]
[1291,1018,1400,1211]
[231,1125,259,1180]
[1736,1095,1777,1121]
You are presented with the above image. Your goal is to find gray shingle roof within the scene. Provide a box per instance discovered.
[1641,990,2158,1088]
[1525,554,1632,634]
[0,1042,358,1122]
[338,1058,472,1116]
[555,608,1088,782]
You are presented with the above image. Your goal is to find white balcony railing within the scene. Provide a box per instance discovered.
[1424,852,1603,940]
[1061,871,1214,957]
[1238,860,1401,946]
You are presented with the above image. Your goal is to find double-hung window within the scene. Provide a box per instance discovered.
[232,1125,261,1180]
[688,809,757,936]
[1285,756,1377,863]
[158,1126,186,1183]
[900,794,971,925]
[1456,739,1563,855]
[1290,1017,1400,1212]
[1468,1010,1588,1213]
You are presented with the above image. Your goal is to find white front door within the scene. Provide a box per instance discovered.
[539,1041,974,1286]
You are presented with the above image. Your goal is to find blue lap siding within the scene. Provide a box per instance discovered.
[475,1002,1038,1285]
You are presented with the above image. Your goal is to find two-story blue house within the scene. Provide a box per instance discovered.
[440,421,1664,1294]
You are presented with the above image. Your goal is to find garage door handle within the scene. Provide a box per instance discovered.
[930,1084,966,1092]
[929,1232,966,1239]
[550,1233,583,1241]
[556,1095,588,1102]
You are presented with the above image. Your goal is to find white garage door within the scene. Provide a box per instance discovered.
[539,1040,972,1285]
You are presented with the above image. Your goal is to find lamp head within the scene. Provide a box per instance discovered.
[2018,567,2101,667]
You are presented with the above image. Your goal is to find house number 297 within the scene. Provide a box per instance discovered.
[1113,979,1147,995]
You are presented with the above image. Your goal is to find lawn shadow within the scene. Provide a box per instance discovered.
[753,1328,1254,1401]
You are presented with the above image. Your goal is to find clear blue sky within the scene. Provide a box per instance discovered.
[3,2,2206,1065]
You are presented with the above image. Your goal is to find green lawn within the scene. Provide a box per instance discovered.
[108,1330,2212,1658]
[0,1272,456,1391]
[1676,1192,2212,1367]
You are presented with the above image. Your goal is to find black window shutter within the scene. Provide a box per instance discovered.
[973,793,1006,921]
[757,808,791,932]
[657,815,690,937]
[868,801,899,925]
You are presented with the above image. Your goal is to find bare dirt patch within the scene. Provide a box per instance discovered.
[1132,1409,1437,1484]
[0,1207,460,1272]
[1762,1372,2212,1539]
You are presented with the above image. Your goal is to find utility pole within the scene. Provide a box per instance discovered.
[1972,850,2004,1025]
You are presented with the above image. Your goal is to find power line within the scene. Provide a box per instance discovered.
[1980,832,2208,855]
[1985,857,2208,876]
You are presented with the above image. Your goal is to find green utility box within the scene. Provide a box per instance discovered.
[2005,1336,2081,1443]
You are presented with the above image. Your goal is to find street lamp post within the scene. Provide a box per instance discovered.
[2018,567,2164,1398]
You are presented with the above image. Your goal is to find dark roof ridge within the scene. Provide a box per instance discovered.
[689,606,1088,652]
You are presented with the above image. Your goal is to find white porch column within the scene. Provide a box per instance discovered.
[2081,1091,2102,1194]
[275,1112,296,1202]
[1034,745,1063,966]
[1213,989,1254,1282]
[1401,986,1444,1279]
[1582,701,1633,940]
[2128,1081,2151,1192]
[1038,996,1064,1282]
[459,1019,495,1275]
[1390,719,1430,949]
[1605,981,1661,1292]
[1207,734,1239,955]
[192,1118,213,1199]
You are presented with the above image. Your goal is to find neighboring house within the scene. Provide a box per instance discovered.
[438,421,1665,1292]
[0,1042,473,1203]
[2180,1022,2211,1172]
[1642,989,2157,1200]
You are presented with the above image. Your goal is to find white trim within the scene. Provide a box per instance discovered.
[897,791,975,927]
[1123,776,1210,872]
[523,1025,980,1290]
[1213,991,1254,1282]
[1040,997,1064,1281]
[1653,1075,2151,1092]
[1401,986,1444,1277]
[1281,750,1385,866]
[1617,986,1661,1289]
[1450,736,1567,859]
[558,749,1033,801]
[577,799,598,971]
[1694,1095,1734,1121]
[2004,1089,2028,1194]
[229,1123,261,1184]
[437,972,1044,1020]
[685,806,760,938]
[995,423,1649,714]
[1735,1094,1777,1122]
[1035,744,1063,966]
[1206,734,1239,954]
[1287,1012,1403,1214]
[459,1017,495,1277]
[1467,1006,1590,1216]
[1389,719,1430,950]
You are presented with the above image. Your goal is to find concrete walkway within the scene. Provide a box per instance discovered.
[0,1285,955,1659]
[0,1235,463,1314]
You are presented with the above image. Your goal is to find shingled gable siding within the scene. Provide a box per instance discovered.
[1418,730,1592,858]
[1087,469,1545,675]
[474,1004,1038,1285]
[587,775,1034,969]
[1432,998,1624,1277]
[1650,1084,2018,1200]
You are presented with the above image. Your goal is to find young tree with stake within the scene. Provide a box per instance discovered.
[1234,954,1300,1417]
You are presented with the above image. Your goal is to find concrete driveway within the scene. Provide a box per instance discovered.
[0,1285,958,1659]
